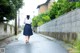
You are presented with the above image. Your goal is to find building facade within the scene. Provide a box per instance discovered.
[37,0,55,14]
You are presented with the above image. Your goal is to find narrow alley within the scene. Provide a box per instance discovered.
[5,32,68,53]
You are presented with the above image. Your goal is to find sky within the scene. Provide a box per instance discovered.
[19,0,47,25]
[20,0,47,15]
[9,0,47,25]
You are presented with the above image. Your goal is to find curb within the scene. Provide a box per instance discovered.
[38,33,73,52]
[0,36,17,47]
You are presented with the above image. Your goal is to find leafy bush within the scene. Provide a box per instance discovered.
[32,0,80,27]
[49,0,79,19]
[32,13,51,27]
[74,40,80,53]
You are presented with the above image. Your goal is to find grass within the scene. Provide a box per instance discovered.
[69,40,80,53]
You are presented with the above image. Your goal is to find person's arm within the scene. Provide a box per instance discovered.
[24,18,26,24]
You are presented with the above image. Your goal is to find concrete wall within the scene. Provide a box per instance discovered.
[0,23,14,40]
[37,8,80,42]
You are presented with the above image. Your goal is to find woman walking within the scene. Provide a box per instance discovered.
[23,15,33,43]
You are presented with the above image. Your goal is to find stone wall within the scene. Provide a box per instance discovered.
[0,23,14,40]
[37,8,80,42]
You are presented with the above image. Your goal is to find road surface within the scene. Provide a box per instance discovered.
[5,32,68,53]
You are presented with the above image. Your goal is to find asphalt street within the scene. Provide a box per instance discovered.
[5,32,68,53]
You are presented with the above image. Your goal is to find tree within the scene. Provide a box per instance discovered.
[11,0,23,35]
[0,0,23,22]
[32,0,80,27]
[0,0,11,22]
[32,13,51,27]
[0,0,23,35]
[49,0,79,19]
[32,16,38,27]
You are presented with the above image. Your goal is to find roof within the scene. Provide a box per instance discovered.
[37,0,50,8]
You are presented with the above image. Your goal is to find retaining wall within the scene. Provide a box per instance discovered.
[37,8,80,42]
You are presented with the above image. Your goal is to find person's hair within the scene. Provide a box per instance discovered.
[26,15,30,20]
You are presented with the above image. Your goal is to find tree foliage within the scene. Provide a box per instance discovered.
[0,0,23,22]
[32,13,51,27]
[74,40,80,53]
[49,0,80,19]
[32,16,38,27]
[32,0,80,27]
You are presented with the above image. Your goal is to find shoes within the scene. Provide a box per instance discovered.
[25,41,29,44]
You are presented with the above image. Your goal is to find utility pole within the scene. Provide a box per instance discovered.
[18,10,20,28]
[15,14,17,35]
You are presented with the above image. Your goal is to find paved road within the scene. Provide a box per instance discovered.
[5,32,68,53]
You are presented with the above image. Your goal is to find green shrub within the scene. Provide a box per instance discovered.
[74,40,80,53]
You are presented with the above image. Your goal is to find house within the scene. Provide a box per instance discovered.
[37,0,55,14]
